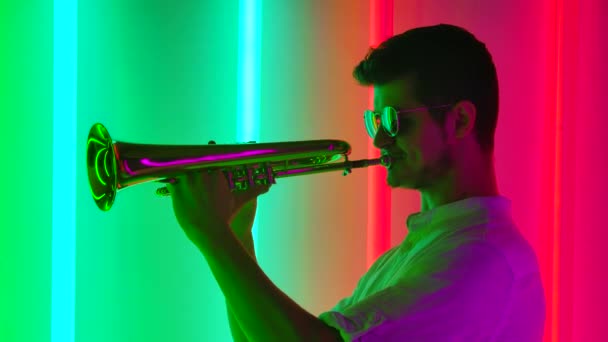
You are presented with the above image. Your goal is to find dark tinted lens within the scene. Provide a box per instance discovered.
[382,107,399,136]
[364,110,380,138]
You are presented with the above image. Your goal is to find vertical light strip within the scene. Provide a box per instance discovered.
[551,4,562,335]
[557,0,577,339]
[52,0,77,341]
[367,0,393,269]
[541,0,564,340]
[550,0,567,339]
[237,0,262,245]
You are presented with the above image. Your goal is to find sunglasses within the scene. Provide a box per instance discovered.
[364,104,453,139]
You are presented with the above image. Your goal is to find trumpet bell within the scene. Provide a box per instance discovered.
[87,123,118,211]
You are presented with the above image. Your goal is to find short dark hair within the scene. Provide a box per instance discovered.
[354,24,499,154]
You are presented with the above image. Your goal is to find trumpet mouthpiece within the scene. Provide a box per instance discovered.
[380,155,392,168]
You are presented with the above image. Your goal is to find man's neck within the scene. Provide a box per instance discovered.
[419,160,499,212]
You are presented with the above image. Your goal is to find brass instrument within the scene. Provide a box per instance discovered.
[86,123,391,211]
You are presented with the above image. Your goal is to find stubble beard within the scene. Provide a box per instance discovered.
[387,147,453,190]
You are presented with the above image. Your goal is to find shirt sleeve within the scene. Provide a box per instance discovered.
[318,241,514,342]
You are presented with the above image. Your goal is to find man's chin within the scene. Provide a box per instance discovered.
[386,172,404,188]
[386,178,398,188]
[386,171,418,189]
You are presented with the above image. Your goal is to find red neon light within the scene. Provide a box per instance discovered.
[367,0,393,269]
[541,0,574,340]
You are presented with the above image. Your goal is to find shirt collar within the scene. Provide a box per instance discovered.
[406,196,513,234]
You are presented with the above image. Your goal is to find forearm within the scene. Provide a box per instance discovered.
[226,233,257,342]
[227,300,249,342]
[194,220,340,341]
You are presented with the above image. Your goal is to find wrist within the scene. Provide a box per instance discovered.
[236,231,256,258]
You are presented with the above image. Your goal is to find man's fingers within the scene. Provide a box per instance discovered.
[233,184,270,206]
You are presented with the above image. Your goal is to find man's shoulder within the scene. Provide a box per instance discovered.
[441,223,542,280]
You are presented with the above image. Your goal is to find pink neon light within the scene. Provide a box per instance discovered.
[123,160,135,176]
[367,0,393,269]
[540,0,576,340]
[139,149,276,167]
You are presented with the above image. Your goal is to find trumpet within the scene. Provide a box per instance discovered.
[86,123,391,211]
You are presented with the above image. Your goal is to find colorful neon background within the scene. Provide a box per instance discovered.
[1,0,607,341]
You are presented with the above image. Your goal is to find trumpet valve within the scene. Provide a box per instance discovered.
[225,164,276,191]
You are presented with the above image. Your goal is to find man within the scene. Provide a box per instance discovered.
[167,24,546,341]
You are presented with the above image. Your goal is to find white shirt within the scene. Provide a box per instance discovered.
[319,196,545,341]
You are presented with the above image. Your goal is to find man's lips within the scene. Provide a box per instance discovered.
[381,152,405,169]
[382,152,405,160]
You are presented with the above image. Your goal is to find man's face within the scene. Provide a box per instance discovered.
[372,78,454,190]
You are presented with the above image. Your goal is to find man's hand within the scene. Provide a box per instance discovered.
[165,170,341,342]
[166,170,270,244]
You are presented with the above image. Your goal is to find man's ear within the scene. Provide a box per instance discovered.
[451,100,477,139]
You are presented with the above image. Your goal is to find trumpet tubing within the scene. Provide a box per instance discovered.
[86,123,390,211]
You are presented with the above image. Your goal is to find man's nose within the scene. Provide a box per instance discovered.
[373,127,394,149]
